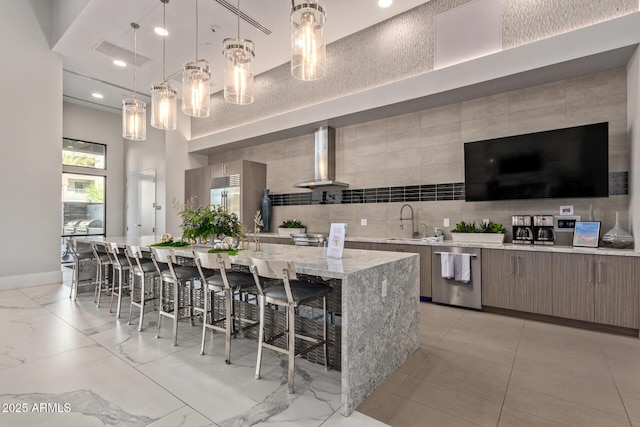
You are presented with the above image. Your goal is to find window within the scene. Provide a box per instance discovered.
[62,138,106,169]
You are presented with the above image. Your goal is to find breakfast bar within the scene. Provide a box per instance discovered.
[92,237,420,416]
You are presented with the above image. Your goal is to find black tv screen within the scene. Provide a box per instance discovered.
[464,122,609,201]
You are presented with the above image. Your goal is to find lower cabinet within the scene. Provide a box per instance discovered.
[552,253,595,322]
[344,241,371,250]
[259,236,292,245]
[368,243,431,298]
[594,255,639,329]
[482,249,554,316]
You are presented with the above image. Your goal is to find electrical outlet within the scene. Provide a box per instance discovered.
[361,219,367,226]
[381,279,388,298]
[483,218,489,225]
[444,218,450,227]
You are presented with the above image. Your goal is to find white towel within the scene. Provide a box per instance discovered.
[453,253,471,283]
[441,253,455,279]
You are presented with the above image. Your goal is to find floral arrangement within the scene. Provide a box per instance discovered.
[174,198,243,242]
[279,219,306,228]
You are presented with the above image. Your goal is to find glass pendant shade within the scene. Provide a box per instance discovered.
[151,82,177,130]
[223,38,255,105]
[182,59,211,117]
[291,0,326,81]
[122,99,147,140]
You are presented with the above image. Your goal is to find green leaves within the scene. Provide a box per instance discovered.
[453,220,505,234]
[279,219,305,228]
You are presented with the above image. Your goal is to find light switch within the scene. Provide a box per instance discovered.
[444,218,450,227]
[361,219,367,226]
[381,279,388,298]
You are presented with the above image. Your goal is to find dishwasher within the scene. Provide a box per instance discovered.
[431,246,482,310]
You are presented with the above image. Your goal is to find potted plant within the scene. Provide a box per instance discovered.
[451,220,505,243]
[174,198,243,244]
[278,219,306,236]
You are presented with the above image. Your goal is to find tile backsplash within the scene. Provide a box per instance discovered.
[210,68,631,242]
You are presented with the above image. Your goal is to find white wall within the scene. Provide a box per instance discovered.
[628,46,640,249]
[0,2,63,289]
[63,102,125,237]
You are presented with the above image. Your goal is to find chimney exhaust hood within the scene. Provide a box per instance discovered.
[294,127,349,190]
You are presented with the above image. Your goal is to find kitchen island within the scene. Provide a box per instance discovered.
[89,237,420,416]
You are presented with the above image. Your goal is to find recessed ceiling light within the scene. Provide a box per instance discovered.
[378,0,393,7]
[154,27,169,36]
[91,93,104,99]
[113,59,127,67]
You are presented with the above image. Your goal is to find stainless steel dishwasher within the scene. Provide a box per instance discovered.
[431,246,482,310]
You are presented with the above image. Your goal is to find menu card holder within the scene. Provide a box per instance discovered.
[326,223,347,259]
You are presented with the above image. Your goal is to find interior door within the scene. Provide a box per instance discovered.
[127,170,156,238]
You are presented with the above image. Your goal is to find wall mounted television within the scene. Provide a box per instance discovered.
[464,122,609,202]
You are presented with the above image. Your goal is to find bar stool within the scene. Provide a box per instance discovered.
[249,258,330,394]
[125,245,160,331]
[103,242,131,318]
[151,248,200,346]
[91,241,113,308]
[193,251,257,364]
[66,238,94,300]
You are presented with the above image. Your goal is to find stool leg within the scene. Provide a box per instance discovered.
[287,303,296,394]
[323,296,328,371]
[156,280,163,339]
[137,273,146,332]
[128,272,136,326]
[95,263,102,306]
[224,288,232,364]
[116,268,124,318]
[172,282,179,347]
[255,295,265,380]
[200,286,209,355]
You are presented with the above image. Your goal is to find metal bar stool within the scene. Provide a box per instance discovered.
[249,258,330,394]
[66,238,94,300]
[151,248,200,346]
[193,251,257,364]
[103,242,131,318]
[90,241,113,308]
[125,245,160,331]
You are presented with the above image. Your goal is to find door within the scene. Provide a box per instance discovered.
[127,170,156,238]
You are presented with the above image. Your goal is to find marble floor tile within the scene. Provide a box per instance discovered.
[145,405,216,427]
[19,283,72,306]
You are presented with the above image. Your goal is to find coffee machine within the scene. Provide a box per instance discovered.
[512,215,534,244]
[533,215,555,245]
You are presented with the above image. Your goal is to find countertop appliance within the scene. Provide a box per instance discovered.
[431,246,482,310]
[533,215,555,245]
[512,215,534,244]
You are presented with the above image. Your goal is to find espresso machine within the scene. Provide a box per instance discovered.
[533,215,555,245]
[512,215,534,244]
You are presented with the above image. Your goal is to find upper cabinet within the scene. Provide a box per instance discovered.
[185,160,267,231]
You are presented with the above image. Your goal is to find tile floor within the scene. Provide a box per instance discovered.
[358,303,640,427]
[2,272,640,427]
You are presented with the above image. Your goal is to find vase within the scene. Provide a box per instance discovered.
[600,211,634,249]
[261,189,272,233]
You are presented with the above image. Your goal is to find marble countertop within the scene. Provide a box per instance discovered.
[252,233,639,257]
[84,236,417,280]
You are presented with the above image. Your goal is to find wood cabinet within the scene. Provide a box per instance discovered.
[594,255,639,329]
[344,241,371,250]
[552,253,595,322]
[368,242,431,298]
[260,236,292,245]
[482,249,554,315]
[184,167,209,208]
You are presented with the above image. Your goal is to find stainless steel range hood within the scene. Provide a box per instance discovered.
[294,127,349,190]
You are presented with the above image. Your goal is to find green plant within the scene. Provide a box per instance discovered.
[480,221,506,234]
[453,220,505,234]
[85,182,104,203]
[174,198,244,242]
[452,221,479,233]
[279,219,305,228]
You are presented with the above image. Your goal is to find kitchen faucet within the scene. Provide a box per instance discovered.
[399,204,417,238]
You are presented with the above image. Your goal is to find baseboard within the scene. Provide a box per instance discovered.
[0,270,62,291]
[483,306,639,337]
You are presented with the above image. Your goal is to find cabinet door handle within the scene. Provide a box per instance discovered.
[510,255,514,275]
[598,261,603,284]
[516,256,521,276]
[588,260,593,282]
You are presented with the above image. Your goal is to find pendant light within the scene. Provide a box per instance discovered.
[182,0,210,117]
[151,0,177,130]
[290,0,326,81]
[122,23,146,140]
[223,0,255,105]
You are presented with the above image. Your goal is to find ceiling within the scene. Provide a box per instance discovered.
[52,0,431,113]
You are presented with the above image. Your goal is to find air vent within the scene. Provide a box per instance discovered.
[93,40,152,67]
[214,0,272,35]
